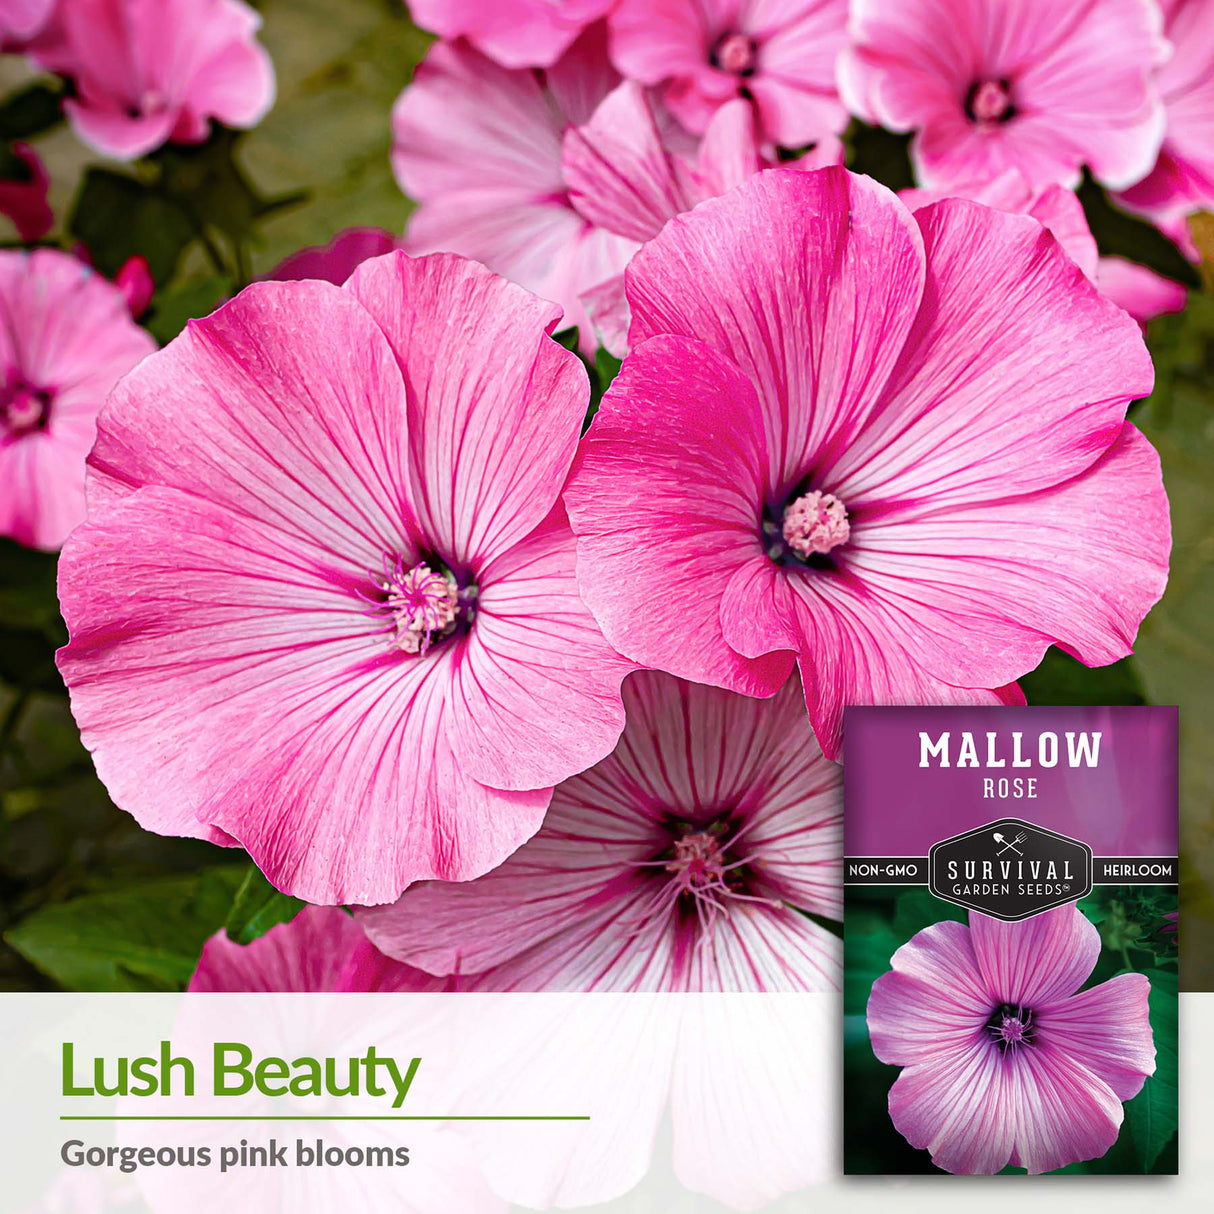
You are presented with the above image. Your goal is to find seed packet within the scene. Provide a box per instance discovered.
[843,706,1178,1175]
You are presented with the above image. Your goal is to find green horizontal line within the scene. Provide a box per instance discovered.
[60,1115,589,1122]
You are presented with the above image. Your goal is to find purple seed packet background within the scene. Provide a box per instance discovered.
[844,705,1177,856]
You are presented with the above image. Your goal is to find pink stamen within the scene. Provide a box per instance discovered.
[782,490,850,557]
[970,79,1011,123]
[1,376,50,436]
[376,558,458,655]
[714,32,756,76]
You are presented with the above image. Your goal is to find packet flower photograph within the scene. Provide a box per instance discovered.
[0,0,1210,1209]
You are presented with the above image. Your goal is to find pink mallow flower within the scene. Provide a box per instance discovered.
[1115,0,1214,243]
[407,0,614,69]
[564,168,1170,759]
[266,228,403,287]
[31,0,275,161]
[608,0,849,147]
[56,251,634,905]
[395,29,835,354]
[1095,256,1188,329]
[838,0,1168,192]
[393,28,634,353]
[868,904,1155,1174]
[361,670,841,992]
[189,906,439,992]
[0,249,155,551]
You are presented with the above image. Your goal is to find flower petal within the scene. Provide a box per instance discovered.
[1036,971,1155,1101]
[867,919,992,1067]
[562,81,690,243]
[969,904,1100,1009]
[887,1036,1017,1174]
[565,333,795,696]
[189,907,439,993]
[448,504,633,791]
[345,251,588,567]
[1006,1042,1124,1173]
[88,278,416,565]
[828,198,1154,510]
[625,166,926,492]
[57,487,550,904]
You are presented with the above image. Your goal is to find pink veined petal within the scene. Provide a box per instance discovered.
[362,669,840,991]
[188,907,440,992]
[562,81,692,243]
[0,424,91,552]
[345,251,588,568]
[969,904,1101,1009]
[685,902,841,991]
[542,20,623,127]
[902,170,1100,279]
[564,333,795,697]
[1035,972,1156,1101]
[267,228,403,287]
[403,188,588,305]
[448,504,634,792]
[1005,1042,1125,1174]
[781,574,1024,760]
[0,0,54,43]
[845,424,1170,687]
[86,278,417,565]
[867,919,994,1067]
[625,166,927,493]
[358,774,657,977]
[391,40,566,201]
[739,700,843,916]
[828,198,1154,509]
[0,249,155,550]
[56,486,551,903]
[463,890,688,991]
[886,1036,1017,1175]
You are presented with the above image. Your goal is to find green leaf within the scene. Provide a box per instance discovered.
[0,80,65,141]
[1022,649,1144,706]
[240,0,430,273]
[69,169,196,284]
[223,865,306,945]
[1123,968,1179,1171]
[891,888,966,940]
[1132,293,1214,990]
[4,866,246,991]
[844,120,914,192]
[0,539,63,645]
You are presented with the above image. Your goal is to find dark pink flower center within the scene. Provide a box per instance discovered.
[987,1002,1035,1052]
[1,374,51,438]
[365,556,474,656]
[965,78,1014,124]
[712,32,757,77]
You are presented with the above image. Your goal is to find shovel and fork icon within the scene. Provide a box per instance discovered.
[993,830,1028,856]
